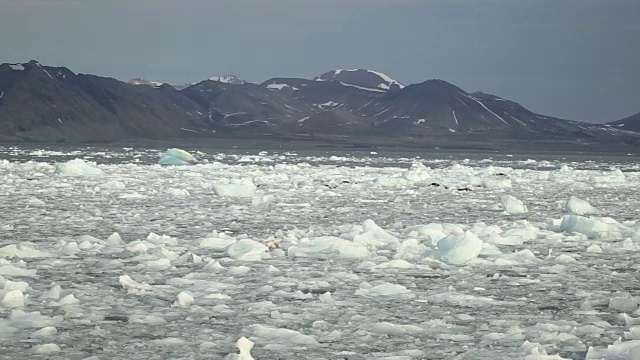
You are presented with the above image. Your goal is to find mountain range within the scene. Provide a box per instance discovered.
[1,60,639,151]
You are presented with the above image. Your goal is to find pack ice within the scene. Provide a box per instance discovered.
[1,147,640,359]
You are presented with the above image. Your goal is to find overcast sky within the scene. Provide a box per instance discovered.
[1,0,638,123]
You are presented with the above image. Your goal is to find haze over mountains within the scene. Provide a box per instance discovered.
[1,60,639,151]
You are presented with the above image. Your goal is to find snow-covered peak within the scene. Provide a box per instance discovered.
[9,64,25,71]
[313,69,404,92]
[128,78,165,88]
[208,75,246,85]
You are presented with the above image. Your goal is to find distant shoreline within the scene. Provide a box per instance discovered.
[1,135,638,156]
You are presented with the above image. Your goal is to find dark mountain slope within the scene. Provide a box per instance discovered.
[608,112,640,132]
[1,61,639,150]
[0,61,213,141]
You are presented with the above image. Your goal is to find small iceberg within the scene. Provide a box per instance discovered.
[158,148,198,165]
[435,230,483,265]
[564,196,598,215]
[501,195,528,214]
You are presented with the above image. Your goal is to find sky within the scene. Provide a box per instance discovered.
[1,0,639,123]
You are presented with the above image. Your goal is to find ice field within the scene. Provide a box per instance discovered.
[1,146,640,359]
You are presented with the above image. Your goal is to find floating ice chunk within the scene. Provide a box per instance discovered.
[225,239,268,261]
[559,215,629,238]
[204,260,224,271]
[125,241,149,254]
[518,341,566,359]
[626,328,640,341]
[403,223,448,246]
[564,196,598,215]
[554,254,577,263]
[609,297,639,313]
[370,322,424,336]
[166,187,190,196]
[158,148,197,165]
[590,168,626,184]
[119,192,146,199]
[586,244,603,253]
[173,291,194,307]
[0,244,51,258]
[204,293,231,300]
[585,339,640,359]
[247,324,320,347]
[30,326,58,338]
[0,263,36,277]
[1,289,25,307]
[213,181,256,198]
[483,177,512,189]
[491,249,541,265]
[33,343,61,354]
[436,230,483,265]
[200,237,236,249]
[425,292,507,307]
[42,284,61,300]
[374,163,430,187]
[402,163,430,182]
[394,239,428,261]
[54,159,103,176]
[9,309,58,328]
[50,294,79,307]
[129,314,167,324]
[175,252,202,265]
[119,275,153,294]
[150,337,187,345]
[102,180,126,190]
[26,197,45,205]
[288,236,370,259]
[373,259,415,269]
[236,337,255,360]
[355,282,413,298]
[145,258,172,268]
[229,266,251,275]
[106,232,125,247]
[353,219,400,249]
[501,195,528,214]
[251,194,274,210]
[319,292,334,303]
[3,280,29,292]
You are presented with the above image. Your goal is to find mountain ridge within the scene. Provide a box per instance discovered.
[1,60,639,151]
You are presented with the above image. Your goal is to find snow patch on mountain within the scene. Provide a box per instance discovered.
[9,64,25,71]
[339,82,386,93]
[267,83,289,90]
[128,78,164,88]
[208,75,246,85]
[366,70,405,90]
[314,69,405,92]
